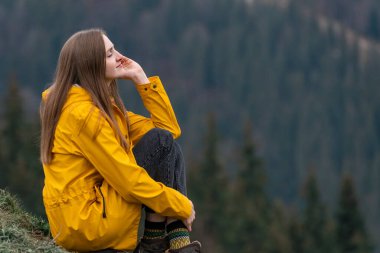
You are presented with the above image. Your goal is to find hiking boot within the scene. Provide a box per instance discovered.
[165,241,201,253]
[134,237,170,253]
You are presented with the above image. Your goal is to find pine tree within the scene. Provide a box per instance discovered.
[230,121,271,253]
[335,175,373,253]
[0,76,43,214]
[200,114,227,232]
[288,215,305,253]
[302,172,336,253]
[188,113,228,252]
[266,200,292,253]
[237,122,268,209]
[0,75,24,188]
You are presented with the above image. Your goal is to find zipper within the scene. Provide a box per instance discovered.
[98,185,107,219]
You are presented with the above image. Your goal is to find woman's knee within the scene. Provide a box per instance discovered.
[146,128,174,150]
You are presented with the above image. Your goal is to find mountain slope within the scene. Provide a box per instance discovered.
[0,189,67,253]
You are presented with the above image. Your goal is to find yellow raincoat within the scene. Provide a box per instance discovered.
[42,76,191,252]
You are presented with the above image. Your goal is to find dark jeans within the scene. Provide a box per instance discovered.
[132,128,187,197]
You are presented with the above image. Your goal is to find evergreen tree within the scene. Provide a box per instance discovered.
[302,172,336,253]
[0,75,24,188]
[188,113,228,252]
[288,215,305,253]
[200,114,227,233]
[0,76,42,214]
[266,200,292,253]
[237,122,268,208]
[335,175,373,253]
[230,121,271,253]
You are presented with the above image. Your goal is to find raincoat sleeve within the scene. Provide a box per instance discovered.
[128,76,181,146]
[72,105,191,220]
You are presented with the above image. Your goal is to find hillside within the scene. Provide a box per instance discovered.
[0,189,67,253]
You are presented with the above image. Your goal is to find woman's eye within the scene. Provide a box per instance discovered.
[107,48,113,58]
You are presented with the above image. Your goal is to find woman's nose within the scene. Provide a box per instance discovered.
[115,51,122,61]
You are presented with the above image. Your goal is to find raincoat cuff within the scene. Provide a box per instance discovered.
[135,76,163,94]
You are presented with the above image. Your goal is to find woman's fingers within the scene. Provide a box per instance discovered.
[183,200,196,231]
[184,218,192,232]
[184,221,190,231]
[120,57,132,67]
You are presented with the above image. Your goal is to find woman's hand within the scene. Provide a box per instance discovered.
[183,200,196,231]
[118,56,149,85]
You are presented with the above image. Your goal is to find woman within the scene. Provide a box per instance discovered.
[40,28,201,253]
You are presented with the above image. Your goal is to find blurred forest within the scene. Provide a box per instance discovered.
[0,0,380,252]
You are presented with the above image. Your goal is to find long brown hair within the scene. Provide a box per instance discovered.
[40,28,129,164]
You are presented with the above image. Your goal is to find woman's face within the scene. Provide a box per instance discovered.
[103,35,124,82]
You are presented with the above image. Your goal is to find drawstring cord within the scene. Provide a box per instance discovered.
[98,186,107,219]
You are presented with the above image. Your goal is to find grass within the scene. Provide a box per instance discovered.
[0,188,68,253]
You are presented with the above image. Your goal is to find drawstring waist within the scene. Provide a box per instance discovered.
[44,184,107,219]
[43,185,96,208]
